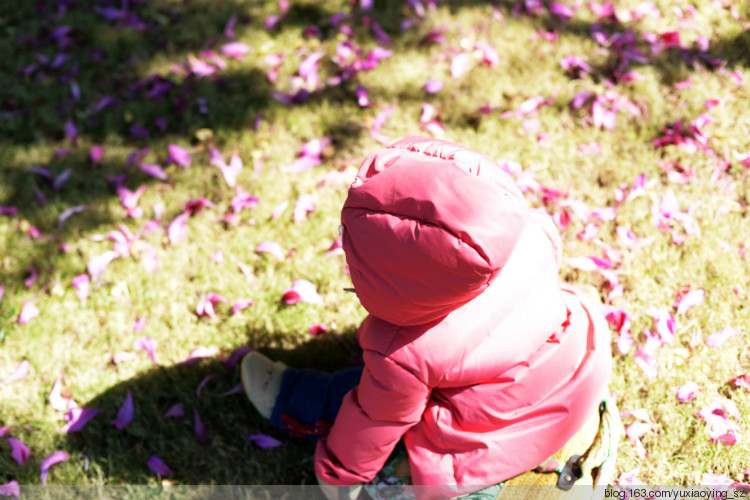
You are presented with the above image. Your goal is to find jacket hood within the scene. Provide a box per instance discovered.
[341,137,530,326]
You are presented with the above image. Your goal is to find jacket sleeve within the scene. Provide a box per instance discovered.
[314,349,431,485]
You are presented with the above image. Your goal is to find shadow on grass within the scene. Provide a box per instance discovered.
[70,328,361,486]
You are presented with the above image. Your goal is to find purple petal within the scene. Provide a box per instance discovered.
[57,205,87,230]
[196,374,219,397]
[53,168,73,191]
[110,390,134,430]
[64,120,77,144]
[247,433,283,449]
[0,480,19,498]
[0,206,17,216]
[218,382,244,397]
[133,336,158,366]
[222,345,254,372]
[163,403,185,419]
[60,407,100,433]
[7,437,30,465]
[90,145,103,164]
[193,408,211,445]
[139,163,168,180]
[1,360,31,385]
[18,302,39,325]
[49,373,78,411]
[168,211,190,245]
[451,53,470,78]
[167,144,191,168]
[40,451,69,484]
[146,455,172,477]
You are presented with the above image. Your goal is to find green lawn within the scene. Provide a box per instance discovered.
[1,0,749,491]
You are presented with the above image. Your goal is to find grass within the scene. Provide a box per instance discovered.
[1,0,750,491]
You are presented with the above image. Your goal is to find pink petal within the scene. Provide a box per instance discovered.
[705,326,741,347]
[110,390,134,430]
[72,274,90,302]
[423,78,444,94]
[87,250,119,282]
[702,474,734,486]
[192,408,211,445]
[133,316,148,332]
[0,427,13,438]
[222,345,254,372]
[167,144,191,168]
[475,42,499,66]
[196,374,219,397]
[676,381,701,402]
[49,372,78,411]
[220,41,251,60]
[60,407,100,433]
[293,194,315,223]
[210,250,223,263]
[617,468,642,486]
[271,201,289,219]
[566,256,613,271]
[133,336,158,366]
[232,298,253,314]
[7,437,30,465]
[18,302,39,325]
[146,455,172,476]
[247,433,283,449]
[219,154,243,187]
[164,403,185,419]
[309,323,328,336]
[40,450,69,484]
[0,480,19,498]
[141,245,159,274]
[1,360,31,385]
[634,347,658,380]
[732,374,750,392]
[0,284,4,304]
[139,163,168,181]
[255,241,285,261]
[195,293,228,318]
[185,346,219,364]
[282,279,323,305]
[675,289,704,315]
[168,211,190,245]
[451,53,470,78]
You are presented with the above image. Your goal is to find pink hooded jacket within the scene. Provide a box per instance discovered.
[314,137,612,496]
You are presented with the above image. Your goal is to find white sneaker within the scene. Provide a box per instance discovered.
[241,352,287,419]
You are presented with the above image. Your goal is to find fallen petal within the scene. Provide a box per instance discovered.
[167,144,191,168]
[133,336,158,366]
[60,407,100,433]
[255,241,285,261]
[232,298,253,315]
[72,274,90,303]
[0,480,19,499]
[705,326,741,347]
[87,250,119,282]
[1,360,31,385]
[247,433,283,449]
[7,437,30,465]
[18,302,39,325]
[676,381,701,402]
[146,455,172,477]
[110,390,134,430]
[40,451,69,484]
[164,403,185,419]
[675,289,704,315]
[196,374,219,397]
[185,346,219,364]
[49,372,78,411]
[168,212,190,245]
[193,408,211,445]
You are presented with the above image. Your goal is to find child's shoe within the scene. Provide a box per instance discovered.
[241,352,287,419]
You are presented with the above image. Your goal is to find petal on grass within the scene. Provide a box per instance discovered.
[40,451,69,484]
[196,374,219,397]
[1,360,31,386]
[168,144,191,168]
[282,279,322,305]
[139,163,168,181]
[72,274,90,303]
[185,346,219,364]
[222,345,254,373]
[87,250,119,282]
[218,382,244,397]
[195,293,228,318]
[0,480,19,498]
[49,372,78,411]
[168,211,190,245]
[705,326,741,347]
[247,433,283,449]
[193,408,211,445]
[110,390,134,430]
[293,194,315,223]
[60,407,100,433]
[676,381,701,402]
[133,336,158,366]
[146,455,172,477]
[18,302,39,325]
[232,298,253,315]
[164,403,185,419]
[255,241,285,261]
[675,289,705,315]
[7,437,30,465]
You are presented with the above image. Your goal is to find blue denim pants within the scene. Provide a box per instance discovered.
[269,366,363,439]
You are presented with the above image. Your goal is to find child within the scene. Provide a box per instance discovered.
[242,137,616,499]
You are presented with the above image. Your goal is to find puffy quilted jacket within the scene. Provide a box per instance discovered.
[314,137,612,497]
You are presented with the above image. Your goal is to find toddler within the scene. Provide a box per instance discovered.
[242,137,616,499]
